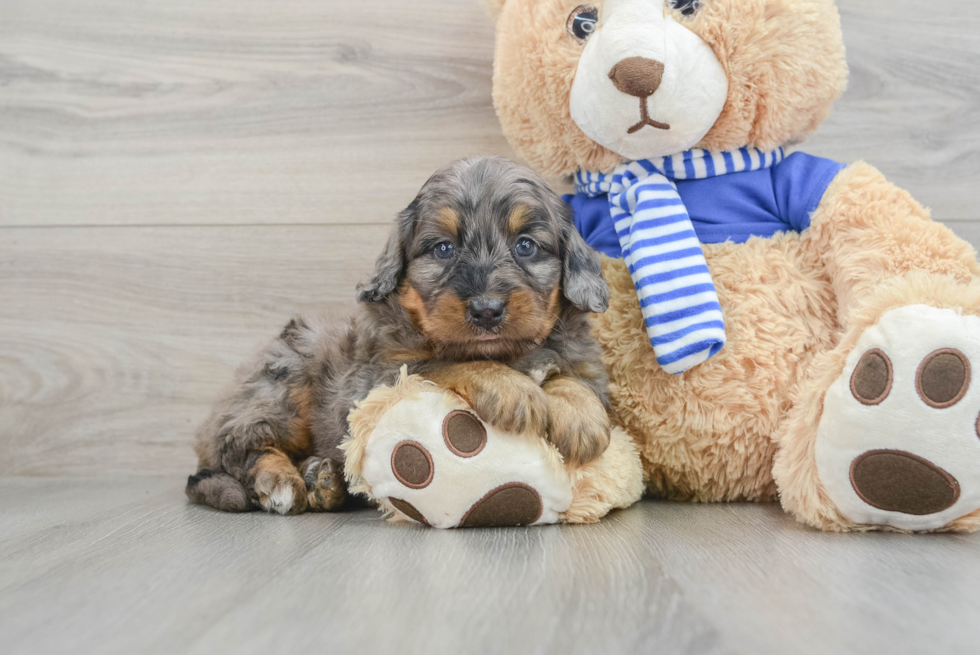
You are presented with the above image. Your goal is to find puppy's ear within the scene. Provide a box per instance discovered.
[484,0,507,20]
[559,204,609,313]
[357,201,417,303]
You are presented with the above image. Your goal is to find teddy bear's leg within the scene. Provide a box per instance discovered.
[343,372,576,529]
[803,163,979,326]
[561,427,645,524]
[773,164,980,532]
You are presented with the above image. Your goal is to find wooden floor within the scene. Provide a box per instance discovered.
[2,477,980,655]
[2,0,980,653]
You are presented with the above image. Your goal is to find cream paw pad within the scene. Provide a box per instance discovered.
[342,370,644,529]
[816,305,980,531]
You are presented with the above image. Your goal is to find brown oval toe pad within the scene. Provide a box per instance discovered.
[391,441,434,489]
[460,483,543,528]
[917,348,970,409]
[850,450,960,516]
[443,410,487,458]
[389,498,429,525]
[850,349,893,406]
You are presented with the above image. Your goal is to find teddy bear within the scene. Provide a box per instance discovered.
[480,0,980,532]
[343,368,644,528]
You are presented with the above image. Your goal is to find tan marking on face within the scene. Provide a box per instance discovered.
[436,207,460,237]
[508,205,531,234]
[398,282,428,329]
[400,280,561,360]
[424,291,473,343]
[504,286,561,343]
[399,282,472,345]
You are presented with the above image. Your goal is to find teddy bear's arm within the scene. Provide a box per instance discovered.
[804,162,980,326]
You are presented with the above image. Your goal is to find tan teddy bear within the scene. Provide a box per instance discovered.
[484,0,980,532]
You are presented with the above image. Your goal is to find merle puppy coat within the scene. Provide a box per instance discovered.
[186,156,612,515]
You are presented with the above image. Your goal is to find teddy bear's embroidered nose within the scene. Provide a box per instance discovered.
[608,56,665,98]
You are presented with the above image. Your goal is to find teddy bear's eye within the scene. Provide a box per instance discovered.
[567,5,599,44]
[669,0,701,17]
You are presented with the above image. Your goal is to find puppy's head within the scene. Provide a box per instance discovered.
[358,156,608,359]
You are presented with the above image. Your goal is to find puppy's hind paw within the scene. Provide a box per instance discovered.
[249,451,308,515]
[302,458,348,512]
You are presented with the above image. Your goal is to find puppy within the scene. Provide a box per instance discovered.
[186,156,612,515]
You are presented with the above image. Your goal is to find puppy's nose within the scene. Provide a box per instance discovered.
[608,57,665,98]
[467,297,507,330]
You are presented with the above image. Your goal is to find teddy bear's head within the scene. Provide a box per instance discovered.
[486,0,848,177]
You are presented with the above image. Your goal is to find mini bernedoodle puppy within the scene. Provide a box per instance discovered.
[187,156,612,515]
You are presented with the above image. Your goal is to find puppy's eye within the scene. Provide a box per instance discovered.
[668,0,701,17]
[515,238,538,258]
[567,5,598,44]
[434,242,456,260]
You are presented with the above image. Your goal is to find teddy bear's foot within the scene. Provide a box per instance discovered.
[809,303,980,531]
[342,371,644,529]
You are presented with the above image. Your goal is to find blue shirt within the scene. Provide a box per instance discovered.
[565,152,846,257]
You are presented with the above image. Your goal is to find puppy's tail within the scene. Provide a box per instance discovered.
[185,470,251,513]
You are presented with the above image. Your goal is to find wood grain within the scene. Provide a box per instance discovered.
[2,479,979,655]
[0,0,511,227]
[0,225,386,476]
[0,0,978,227]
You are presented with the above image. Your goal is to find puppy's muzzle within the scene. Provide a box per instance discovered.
[467,297,507,331]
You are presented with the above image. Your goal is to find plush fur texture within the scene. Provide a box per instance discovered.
[595,234,838,502]
[490,0,848,177]
[593,163,980,530]
[563,422,646,523]
[489,0,980,531]
[773,273,980,533]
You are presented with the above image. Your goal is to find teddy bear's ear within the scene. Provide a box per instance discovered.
[483,0,507,20]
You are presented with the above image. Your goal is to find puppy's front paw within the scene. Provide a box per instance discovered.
[427,362,550,436]
[469,373,550,437]
[543,377,611,467]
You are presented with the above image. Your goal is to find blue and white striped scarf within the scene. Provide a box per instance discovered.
[575,147,785,374]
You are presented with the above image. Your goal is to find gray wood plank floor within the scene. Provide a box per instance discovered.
[2,1,980,653]
[2,478,979,655]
